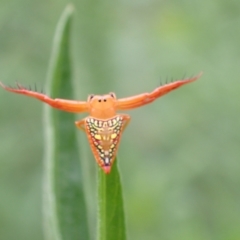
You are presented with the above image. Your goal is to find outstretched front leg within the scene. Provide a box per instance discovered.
[116,72,202,110]
[0,82,89,113]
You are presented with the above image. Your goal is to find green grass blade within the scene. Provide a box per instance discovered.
[43,5,89,240]
[97,160,126,240]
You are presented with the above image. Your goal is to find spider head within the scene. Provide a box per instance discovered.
[87,92,117,118]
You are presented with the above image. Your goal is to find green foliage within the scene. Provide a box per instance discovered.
[97,162,126,240]
[43,5,89,240]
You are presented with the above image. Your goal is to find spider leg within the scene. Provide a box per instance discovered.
[75,119,85,131]
[120,114,131,131]
[116,72,202,110]
[0,82,88,113]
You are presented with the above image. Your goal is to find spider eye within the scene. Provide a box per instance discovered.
[88,94,94,101]
[109,92,116,98]
[103,99,107,102]
[98,99,102,102]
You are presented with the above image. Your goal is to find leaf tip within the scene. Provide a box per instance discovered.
[65,3,75,15]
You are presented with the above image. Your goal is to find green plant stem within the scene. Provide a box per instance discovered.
[97,160,126,240]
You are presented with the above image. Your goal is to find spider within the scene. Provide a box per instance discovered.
[0,72,202,174]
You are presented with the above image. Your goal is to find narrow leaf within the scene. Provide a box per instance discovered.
[43,5,89,240]
[97,160,126,240]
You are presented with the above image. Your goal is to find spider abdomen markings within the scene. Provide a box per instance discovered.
[85,115,124,167]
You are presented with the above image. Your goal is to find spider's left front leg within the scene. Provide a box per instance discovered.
[116,73,202,110]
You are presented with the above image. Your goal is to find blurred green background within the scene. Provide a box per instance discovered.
[0,0,239,240]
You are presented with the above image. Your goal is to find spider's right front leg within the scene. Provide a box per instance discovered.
[0,82,89,113]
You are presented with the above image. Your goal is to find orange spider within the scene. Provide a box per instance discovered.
[0,72,202,174]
